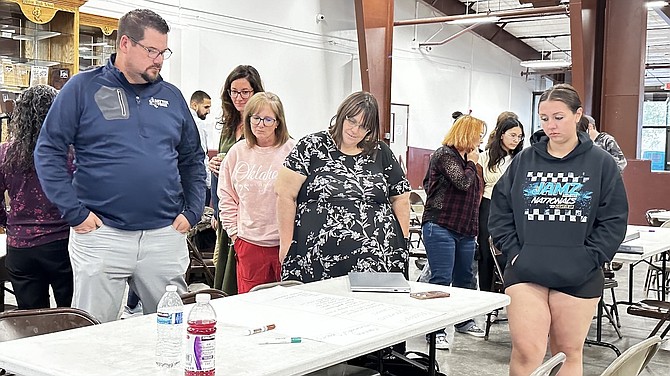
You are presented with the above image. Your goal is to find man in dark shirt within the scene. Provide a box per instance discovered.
[34,9,206,323]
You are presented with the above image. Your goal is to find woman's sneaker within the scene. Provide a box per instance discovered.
[489,309,499,323]
[121,301,143,319]
[426,331,450,350]
[455,323,486,338]
[435,332,450,350]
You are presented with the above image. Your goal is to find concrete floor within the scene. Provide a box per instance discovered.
[405,259,670,375]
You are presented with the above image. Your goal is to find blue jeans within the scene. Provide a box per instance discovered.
[423,222,476,288]
[126,289,140,309]
[422,222,476,329]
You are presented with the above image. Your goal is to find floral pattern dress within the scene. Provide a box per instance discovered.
[281,131,411,283]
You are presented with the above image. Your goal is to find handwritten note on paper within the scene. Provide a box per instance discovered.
[235,288,443,345]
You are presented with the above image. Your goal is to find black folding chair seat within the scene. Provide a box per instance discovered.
[627,300,670,339]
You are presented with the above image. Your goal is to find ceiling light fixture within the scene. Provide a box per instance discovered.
[520,59,572,69]
[646,1,668,8]
[447,16,500,25]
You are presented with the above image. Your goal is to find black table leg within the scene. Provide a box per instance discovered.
[629,263,634,304]
[428,332,436,376]
[585,298,621,356]
[662,252,667,302]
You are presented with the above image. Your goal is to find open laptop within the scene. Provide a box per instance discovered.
[348,272,411,293]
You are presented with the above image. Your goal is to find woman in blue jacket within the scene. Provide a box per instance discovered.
[489,84,628,376]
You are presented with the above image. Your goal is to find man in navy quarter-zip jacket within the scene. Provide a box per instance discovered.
[34,9,206,323]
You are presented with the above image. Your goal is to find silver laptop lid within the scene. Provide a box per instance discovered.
[348,272,411,293]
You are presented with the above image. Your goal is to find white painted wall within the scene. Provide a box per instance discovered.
[80,0,537,150]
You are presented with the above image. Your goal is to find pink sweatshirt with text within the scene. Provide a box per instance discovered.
[217,138,296,247]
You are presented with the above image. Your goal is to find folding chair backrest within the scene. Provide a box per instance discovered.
[599,336,662,376]
[645,209,667,227]
[249,280,304,292]
[180,288,227,305]
[409,191,425,206]
[185,233,215,287]
[488,237,505,287]
[0,307,100,342]
[530,352,566,376]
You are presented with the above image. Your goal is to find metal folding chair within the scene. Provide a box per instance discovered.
[0,307,100,342]
[249,280,303,292]
[484,237,507,340]
[627,300,670,339]
[599,336,662,376]
[179,288,227,305]
[530,352,566,376]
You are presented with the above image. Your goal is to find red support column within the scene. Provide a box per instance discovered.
[354,0,394,143]
[600,0,647,158]
[569,0,604,117]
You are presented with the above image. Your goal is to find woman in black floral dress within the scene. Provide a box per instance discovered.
[275,91,411,283]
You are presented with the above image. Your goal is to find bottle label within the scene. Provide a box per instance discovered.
[185,333,216,371]
[157,312,183,325]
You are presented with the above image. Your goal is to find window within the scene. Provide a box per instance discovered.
[641,95,669,171]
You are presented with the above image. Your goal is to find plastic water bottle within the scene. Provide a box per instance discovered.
[156,285,184,369]
[185,293,217,376]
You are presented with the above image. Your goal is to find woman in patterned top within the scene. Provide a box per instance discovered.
[0,85,73,309]
[577,114,627,172]
[275,91,411,283]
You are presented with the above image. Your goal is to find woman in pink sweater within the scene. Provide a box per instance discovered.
[217,92,295,293]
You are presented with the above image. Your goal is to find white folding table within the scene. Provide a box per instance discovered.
[613,225,670,304]
[0,276,509,376]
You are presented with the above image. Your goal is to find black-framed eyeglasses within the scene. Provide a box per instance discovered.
[229,90,254,99]
[128,36,172,60]
[250,115,276,127]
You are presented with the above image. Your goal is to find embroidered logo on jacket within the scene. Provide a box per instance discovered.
[522,171,593,223]
[149,97,169,108]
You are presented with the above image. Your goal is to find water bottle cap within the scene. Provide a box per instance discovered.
[165,285,178,292]
[195,293,211,303]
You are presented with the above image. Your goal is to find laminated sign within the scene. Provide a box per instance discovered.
[30,66,49,86]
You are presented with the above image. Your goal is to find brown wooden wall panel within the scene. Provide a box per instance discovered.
[622,159,670,225]
[407,146,434,190]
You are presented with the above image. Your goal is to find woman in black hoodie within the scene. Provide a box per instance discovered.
[489,84,628,376]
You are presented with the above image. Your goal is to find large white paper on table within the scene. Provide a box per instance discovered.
[216,287,442,346]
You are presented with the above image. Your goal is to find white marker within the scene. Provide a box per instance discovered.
[259,337,302,344]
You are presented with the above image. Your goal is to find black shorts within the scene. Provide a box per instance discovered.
[504,266,604,299]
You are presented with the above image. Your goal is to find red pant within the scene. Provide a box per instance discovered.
[234,238,281,293]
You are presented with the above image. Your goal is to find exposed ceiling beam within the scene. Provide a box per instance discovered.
[518,33,571,40]
[418,0,543,61]
[647,63,670,69]
[519,0,562,6]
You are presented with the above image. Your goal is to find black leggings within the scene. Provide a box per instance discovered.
[5,238,73,309]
